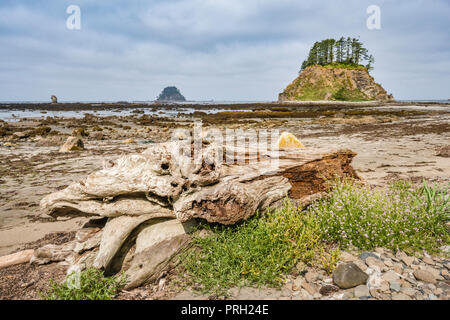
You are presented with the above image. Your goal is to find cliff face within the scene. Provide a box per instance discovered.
[279,65,393,102]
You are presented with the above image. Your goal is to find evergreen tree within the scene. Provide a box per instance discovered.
[299,37,374,71]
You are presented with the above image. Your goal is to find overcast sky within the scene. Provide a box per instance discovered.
[0,0,449,102]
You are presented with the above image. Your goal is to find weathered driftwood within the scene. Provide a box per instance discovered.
[36,140,358,288]
[41,140,357,224]
[0,250,34,270]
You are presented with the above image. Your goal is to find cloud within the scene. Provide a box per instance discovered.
[0,0,449,101]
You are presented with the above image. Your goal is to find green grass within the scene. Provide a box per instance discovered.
[332,86,369,101]
[42,268,126,300]
[182,200,332,296]
[322,62,367,70]
[183,179,449,296]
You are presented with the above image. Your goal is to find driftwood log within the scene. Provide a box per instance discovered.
[36,139,358,288]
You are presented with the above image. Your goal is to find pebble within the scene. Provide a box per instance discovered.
[340,252,358,262]
[366,256,385,269]
[392,293,412,300]
[305,270,319,283]
[396,251,414,266]
[422,256,434,265]
[382,270,401,282]
[301,282,317,296]
[354,285,370,298]
[360,251,381,261]
[401,287,417,297]
[384,259,393,267]
[389,281,401,292]
[332,262,369,289]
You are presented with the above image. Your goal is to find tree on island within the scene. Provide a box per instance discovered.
[156,86,186,102]
[300,37,375,72]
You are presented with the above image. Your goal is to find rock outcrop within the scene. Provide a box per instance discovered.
[279,65,394,102]
[156,86,186,102]
[59,136,84,152]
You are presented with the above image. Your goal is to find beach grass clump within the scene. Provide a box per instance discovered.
[183,200,327,296]
[309,179,449,253]
[43,268,126,300]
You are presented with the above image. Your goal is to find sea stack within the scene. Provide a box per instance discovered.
[51,95,58,104]
[156,86,186,102]
[279,37,394,102]
[279,65,394,102]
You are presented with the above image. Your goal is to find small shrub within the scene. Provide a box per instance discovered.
[43,268,126,300]
[308,179,449,253]
[183,200,326,296]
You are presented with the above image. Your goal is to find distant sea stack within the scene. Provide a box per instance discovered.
[279,65,394,102]
[156,86,186,102]
[279,37,394,102]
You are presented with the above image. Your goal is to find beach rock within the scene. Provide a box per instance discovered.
[305,270,319,283]
[36,135,68,147]
[301,282,318,296]
[0,250,35,269]
[382,270,401,282]
[333,262,369,289]
[277,132,304,149]
[72,128,89,137]
[90,132,104,140]
[422,256,435,265]
[360,251,380,261]
[390,281,401,292]
[340,252,358,262]
[13,131,29,139]
[354,285,370,298]
[121,138,135,144]
[413,269,437,283]
[365,256,385,269]
[319,285,339,296]
[392,293,412,300]
[436,146,450,157]
[396,251,414,266]
[59,136,84,152]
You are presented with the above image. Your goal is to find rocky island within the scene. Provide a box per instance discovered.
[279,37,394,102]
[156,86,186,102]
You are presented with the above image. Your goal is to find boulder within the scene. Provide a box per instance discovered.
[59,136,84,152]
[333,262,369,289]
[277,132,305,149]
